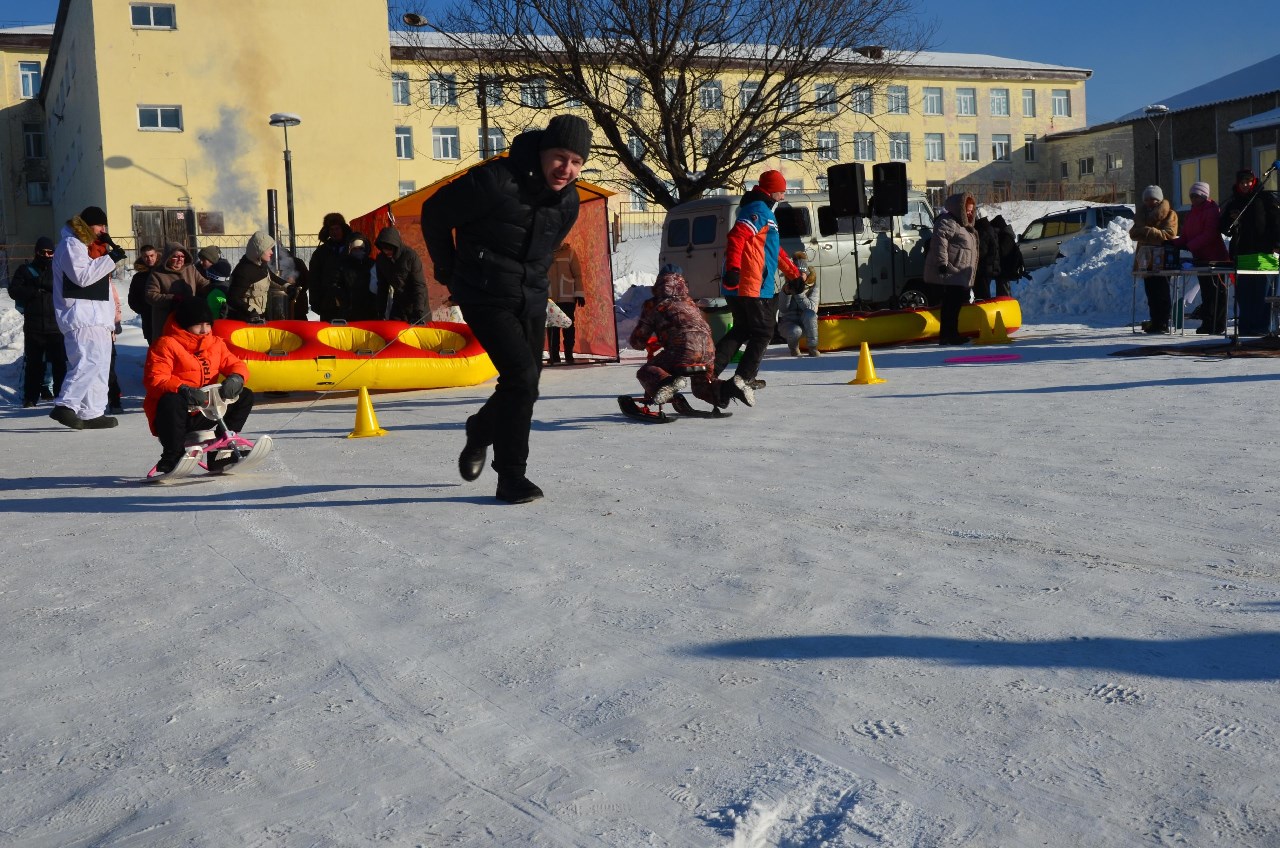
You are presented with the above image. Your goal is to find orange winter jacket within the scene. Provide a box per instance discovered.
[143,316,250,435]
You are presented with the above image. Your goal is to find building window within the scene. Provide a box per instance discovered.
[398,180,416,198]
[851,87,872,114]
[699,80,723,110]
[396,126,415,159]
[1078,156,1094,176]
[18,61,41,99]
[816,131,839,161]
[786,179,804,195]
[137,105,182,131]
[889,132,910,161]
[429,73,457,107]
[624,77,643,110]
[629,184,648,212]
[661,78,679,107]
[739,81,760,110]
[958,133,978,162]
[1024,134,1037,162]
[886,85,909,115]
[989,88,1010,117]
[815,83,837,114]
[992,134,1011,161]
[744,131,766,163]
[780,130,802,160]
[479,76,503,107]
[519,79,548,108]
[853,131,875,161]
[1022,88,1036,117]
[816,176,828,192]
[430,127,458,160]
[955,88,976,116]
[391,72,410,106]
[1052,89,1071,117]
[477,125,507,157]
[701,129,723,158]
[27,180,51,206]
[924,132,944,161]
[627,130,645,160]
[780,83,800,113]
[23,122,45,159]
[922,87,942,116]
[1106,152,1123,171]
[130,4,176,29]
[1060,161,1069,178]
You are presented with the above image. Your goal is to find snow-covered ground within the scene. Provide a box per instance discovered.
[3,205,1279,847]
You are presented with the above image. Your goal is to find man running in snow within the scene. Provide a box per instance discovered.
[49,205,127,430]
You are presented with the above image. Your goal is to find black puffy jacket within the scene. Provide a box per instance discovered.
[420,130,580,317]
[1220,188,1280,258]
[8,259,59,334]
[374,226,429,324]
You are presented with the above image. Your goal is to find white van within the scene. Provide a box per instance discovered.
[657,191,935,311]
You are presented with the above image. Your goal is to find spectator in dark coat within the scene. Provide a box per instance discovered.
[1220,169,1280,335]
[629,265,754,408]
[310,213,352,322]
[227,232,290,322]
[374,226,429,324]
[341,234,378,321]
[143,242,207,340]
[972,215,1001,300]
[8,237,68,407]
[991,215,1027,297]
[421,114,590,504]
[127,244,159,343]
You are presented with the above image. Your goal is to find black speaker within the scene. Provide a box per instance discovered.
[826,163,867,217]
[871,162,909,216]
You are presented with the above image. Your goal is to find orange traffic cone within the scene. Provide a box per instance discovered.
[848,341,887,385]
[348,386,388,438]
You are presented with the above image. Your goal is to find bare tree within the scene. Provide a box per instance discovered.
[393,0,931,208]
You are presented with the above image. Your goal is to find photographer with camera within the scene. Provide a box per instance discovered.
[49,205,128,430]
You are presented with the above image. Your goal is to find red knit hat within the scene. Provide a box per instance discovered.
[757,170,787,194]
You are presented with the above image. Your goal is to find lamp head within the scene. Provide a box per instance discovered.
[402,13,428,27]
[1143,104,1169,117]
[269,113,302,128]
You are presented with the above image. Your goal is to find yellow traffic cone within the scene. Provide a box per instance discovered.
[977,310,1014,345]
[848,341,887,385]
[348,386,388,438]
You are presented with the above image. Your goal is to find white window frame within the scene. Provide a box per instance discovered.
[429,73,457,107]
[398,180,416,198]
[477,125,507,157]
[625,77,644,110]
[1052,89,1072,117]
[27,180,51,206]
[886,85,909,115]
[851,87,873,115]
[924,132,944,162]
[23,122,45,159]
[816,130,839,161]
[1022,88,1036,117]
[396,126,415,160]
[989,88,1010,117]
[18,61,41,99]
[853,131,875,162]
[955,88,976,116]
[815,83,837,114]
[958,133,978,162]
[922,87,942,116]
[700,128,724,158]
[391,72,410,106]
[130,3,176,29]
[137,104,182,131]
[779,130,802,160]
[739,80,760,110]
[479,76,503,107]
[992,134,1012,162]
[1078,156,1094,177]
[779,83,800,113]
[699,80,723,111]
[429,127,458,160]
[785,179,805,195]
[627,130,645,161]
[629,184,648,212]
[520,79,548,108]
[1024,134,1037,162]
[744,131,767,163]
[889,132,910,162]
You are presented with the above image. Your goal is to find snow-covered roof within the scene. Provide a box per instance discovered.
[1229,106,1280,134]
[1113,52,1280,122]
[0,25,55,36]
[908,51,1088,75]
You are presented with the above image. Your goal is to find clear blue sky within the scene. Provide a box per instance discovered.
[3,0,1276,124]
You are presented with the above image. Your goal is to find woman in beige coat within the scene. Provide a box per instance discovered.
[546,241,585,364]
[1130,185,1179,333]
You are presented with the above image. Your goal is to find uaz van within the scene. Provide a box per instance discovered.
[658,190,935,311]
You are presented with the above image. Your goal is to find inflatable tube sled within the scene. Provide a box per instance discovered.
[212,319,498,393]
[815,296,1022,351]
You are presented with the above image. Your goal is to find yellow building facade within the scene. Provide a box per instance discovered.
[3,4,1089,253]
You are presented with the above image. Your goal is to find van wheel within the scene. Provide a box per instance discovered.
[898,289,928,309]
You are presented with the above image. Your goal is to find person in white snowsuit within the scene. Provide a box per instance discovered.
[49,206,127,430]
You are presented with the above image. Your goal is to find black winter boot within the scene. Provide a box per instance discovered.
[49,406,84,430]
[458,414,487,482]
[496,474,544,504]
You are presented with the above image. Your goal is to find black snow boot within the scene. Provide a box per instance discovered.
[49,406,84,430]
[458,414,487,482]
[496,474,544,504]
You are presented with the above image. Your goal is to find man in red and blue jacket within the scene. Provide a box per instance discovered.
[714,169,801,386]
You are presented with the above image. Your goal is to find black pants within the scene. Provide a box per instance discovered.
[1144,275,1170,328]
[154,389,255,460]
[938,286,969,339]
[23,330,68,404]
[108,340,121,407]
[1198,274,1227,333]
[713,296,775,381]
[546,300,577,359]
[460,303,545,478]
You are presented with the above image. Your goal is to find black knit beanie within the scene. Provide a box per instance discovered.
[176,296,214,329]
[80,206,108,227]
[539,115,592,161]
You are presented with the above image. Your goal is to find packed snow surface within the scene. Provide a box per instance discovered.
[2,203,1278,847]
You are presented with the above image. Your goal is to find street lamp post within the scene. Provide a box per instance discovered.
[269,112,302,260]
[1144,104,1170,189]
